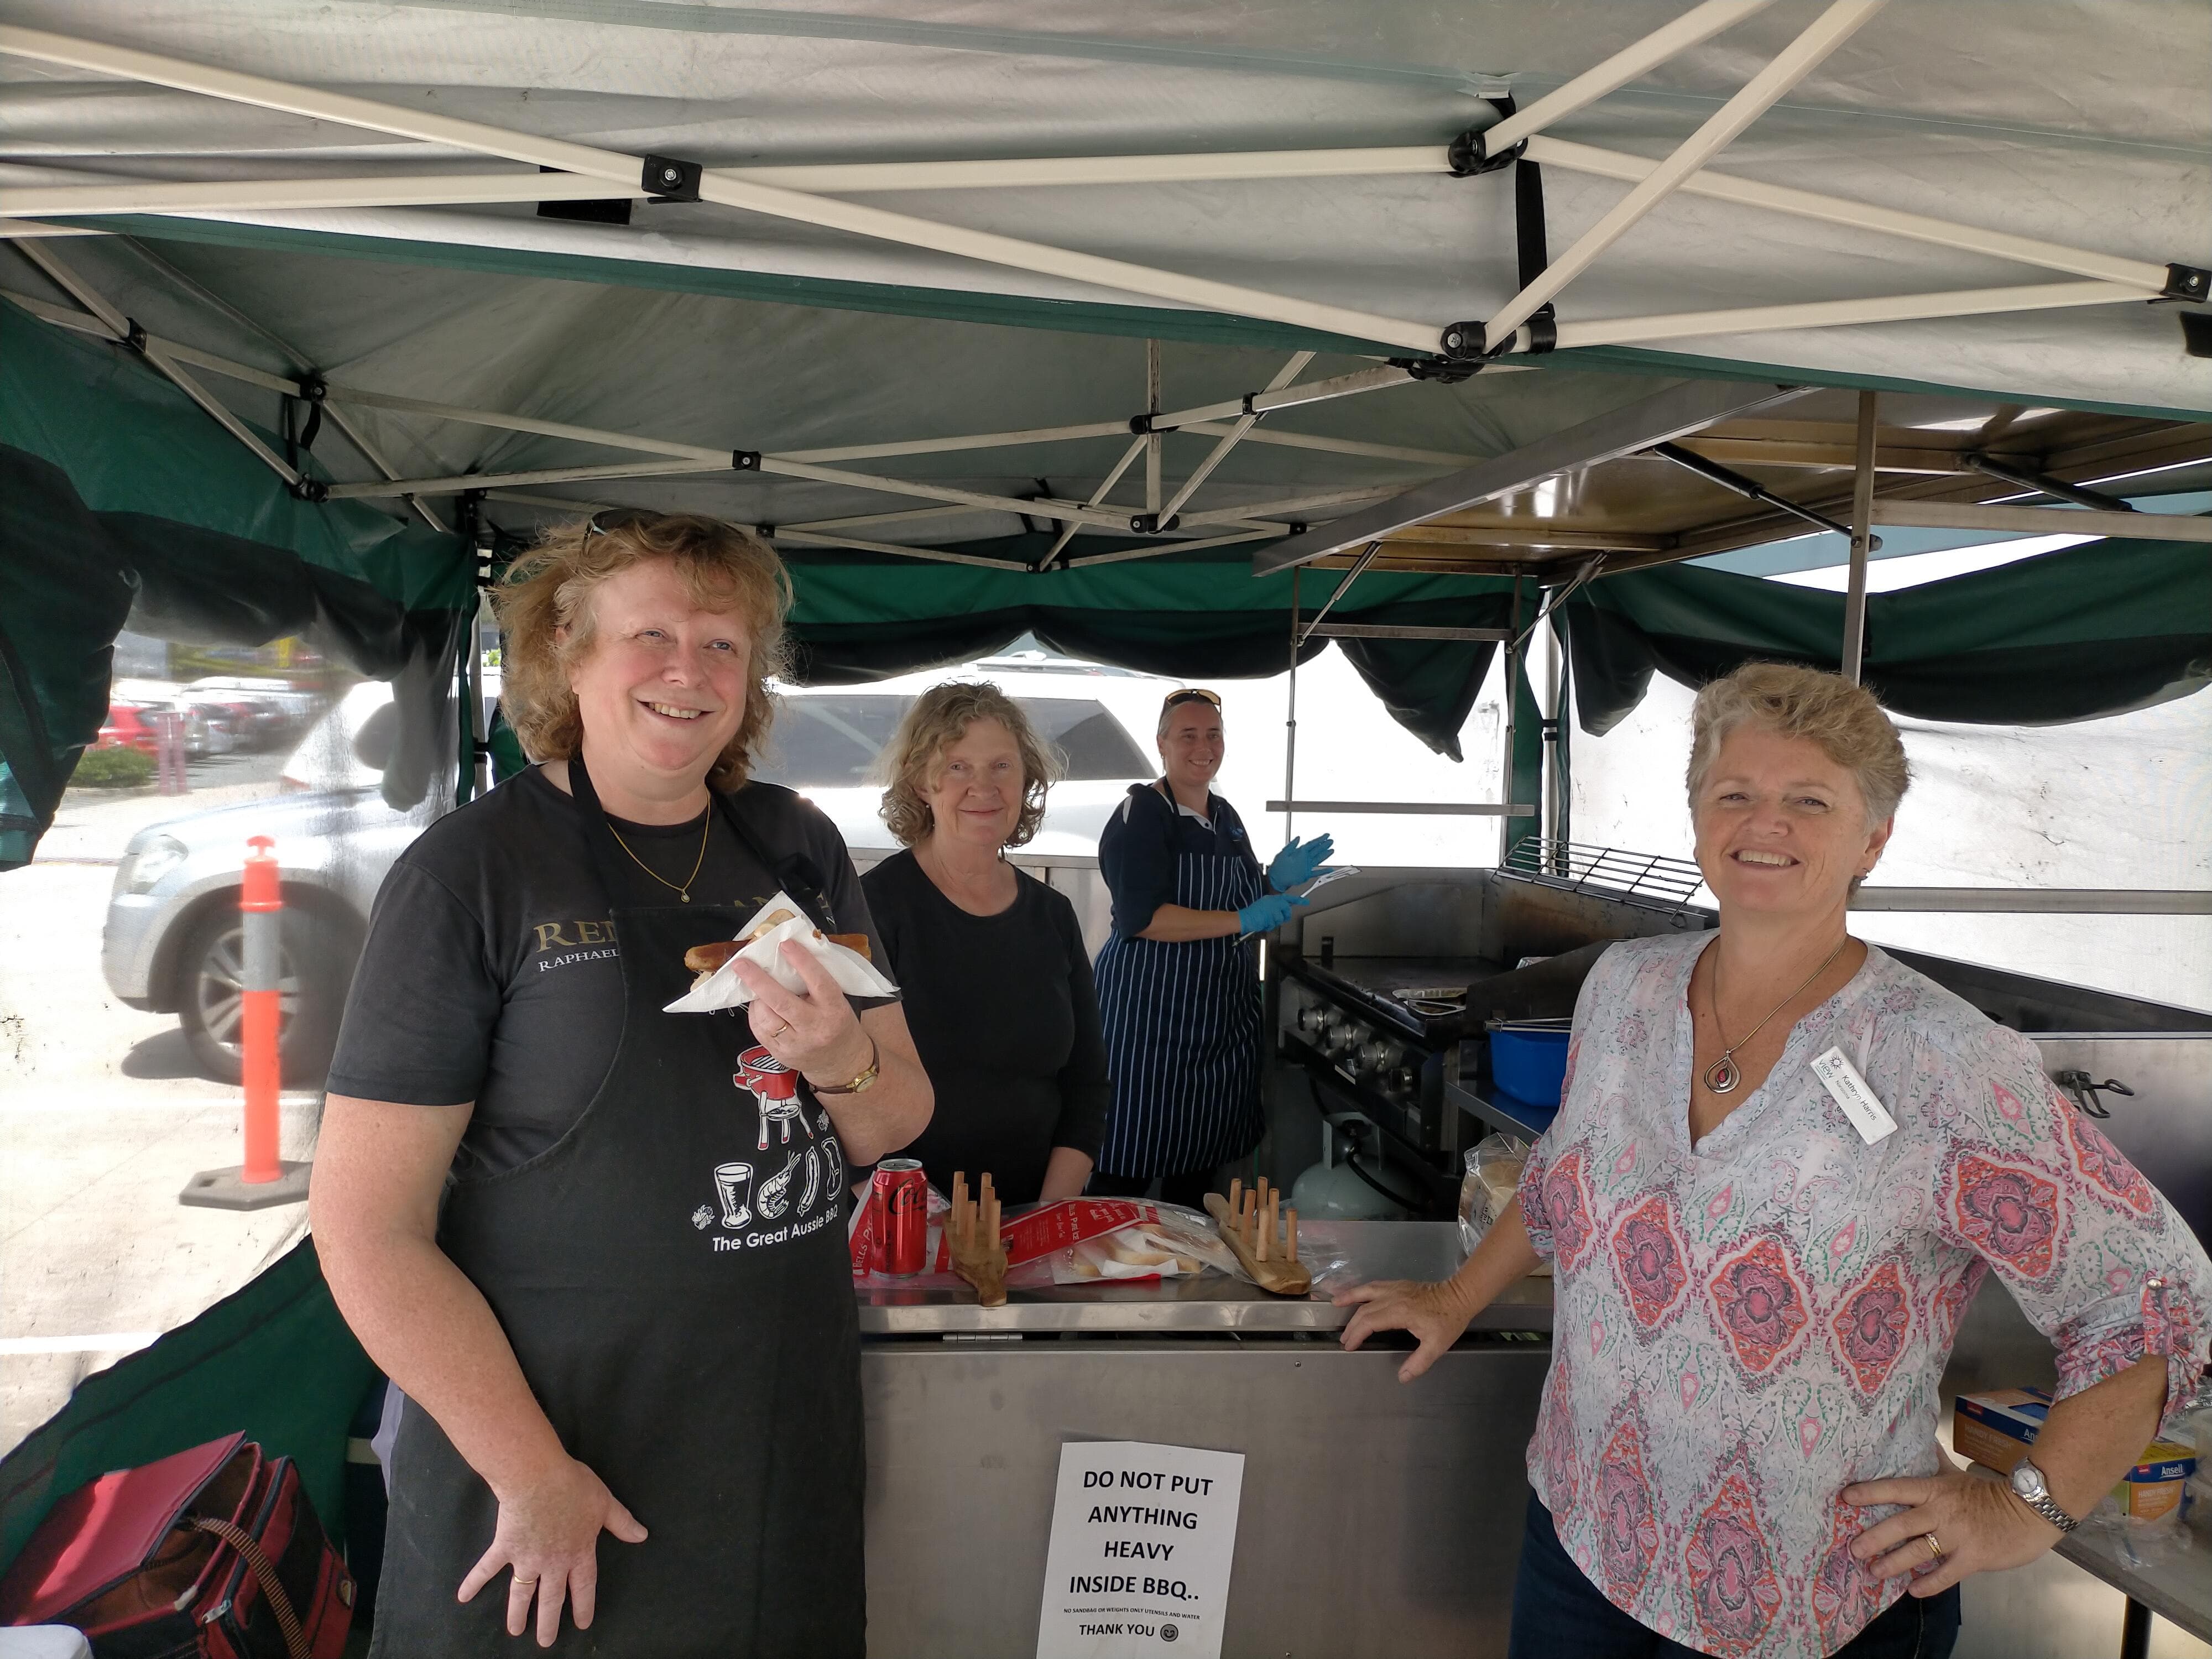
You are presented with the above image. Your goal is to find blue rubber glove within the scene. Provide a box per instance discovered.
[1267,833,1337,891]
[1237,892,1310,935]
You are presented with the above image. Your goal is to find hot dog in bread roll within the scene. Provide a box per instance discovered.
[682,928,872,988]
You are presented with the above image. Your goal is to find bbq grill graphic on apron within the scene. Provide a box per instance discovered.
[1094,784,1266,1178]
[373,755,865,1658]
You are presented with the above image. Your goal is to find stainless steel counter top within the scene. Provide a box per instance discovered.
[854,1218,1553,1335]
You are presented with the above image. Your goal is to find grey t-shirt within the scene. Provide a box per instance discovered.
[325,766,890,1178]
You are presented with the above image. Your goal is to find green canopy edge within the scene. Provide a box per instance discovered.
[8,288,2210,874]
[0,1237,379,1575]
[1560,538,2212,733]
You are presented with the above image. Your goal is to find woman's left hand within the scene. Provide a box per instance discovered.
[1844,1469,2060,1595]
[733,941,872,1087]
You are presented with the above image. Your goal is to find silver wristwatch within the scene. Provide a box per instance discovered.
[2009,1459,2079,1533]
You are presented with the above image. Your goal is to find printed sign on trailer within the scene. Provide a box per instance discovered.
[1036,1441,1244,1659]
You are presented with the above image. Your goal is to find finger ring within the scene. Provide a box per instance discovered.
[764,1019,789,1040]
[1924,1533,1944,1561]
[513,1574,540,1587]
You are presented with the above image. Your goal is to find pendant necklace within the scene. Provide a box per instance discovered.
[1701,936,1849,1095]
[607,813,711,903]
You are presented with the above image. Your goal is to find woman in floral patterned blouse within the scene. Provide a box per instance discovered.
[1338,663,2210,1659]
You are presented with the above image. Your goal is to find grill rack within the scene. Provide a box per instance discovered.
[1499,837,1708,911]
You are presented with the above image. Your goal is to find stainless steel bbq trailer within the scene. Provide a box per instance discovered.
[858,1221,1553,1656]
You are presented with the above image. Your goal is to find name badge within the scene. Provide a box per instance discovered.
[1811,1046,1897,1145]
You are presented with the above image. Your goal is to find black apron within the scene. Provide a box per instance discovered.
[372,758,864,1657]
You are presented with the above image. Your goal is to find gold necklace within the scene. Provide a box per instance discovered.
[607,814,710,903]
[1701,935,1849,1095]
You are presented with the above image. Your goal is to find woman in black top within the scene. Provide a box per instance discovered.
[862,682,1110,1207]
[310,512,931,1656]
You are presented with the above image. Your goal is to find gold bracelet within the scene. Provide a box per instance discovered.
[811,1036,880,1096]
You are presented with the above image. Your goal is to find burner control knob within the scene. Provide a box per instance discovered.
[1354,1036,1399,1078]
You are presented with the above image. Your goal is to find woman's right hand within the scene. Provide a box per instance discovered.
[458,1455,649,1647]
[1334,1278,1477,1383]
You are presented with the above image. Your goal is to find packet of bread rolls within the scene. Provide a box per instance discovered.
[664,890,899,1013]
[1047,1206,1244,1284]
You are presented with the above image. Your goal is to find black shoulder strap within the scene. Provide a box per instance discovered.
[714,784,837,933]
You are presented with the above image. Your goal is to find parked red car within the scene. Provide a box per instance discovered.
[97,703,162,755]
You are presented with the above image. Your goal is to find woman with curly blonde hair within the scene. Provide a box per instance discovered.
[862,680,1111,1206]
[314,510,930,1657]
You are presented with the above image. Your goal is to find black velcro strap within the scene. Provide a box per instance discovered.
[1513,146,1557,353]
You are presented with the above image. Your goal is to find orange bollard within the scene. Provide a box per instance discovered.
[181,836,308,1209]
[239,836,283,1183]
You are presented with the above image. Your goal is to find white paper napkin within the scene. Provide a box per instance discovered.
[662,890,900,1013]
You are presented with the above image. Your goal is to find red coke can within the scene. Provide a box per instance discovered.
[874,1159,927,1275]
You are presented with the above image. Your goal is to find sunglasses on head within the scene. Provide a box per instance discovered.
[1160,688,1222,716]
[582,508,669,539]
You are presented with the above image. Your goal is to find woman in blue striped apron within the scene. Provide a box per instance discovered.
[1090,688,1333,1208]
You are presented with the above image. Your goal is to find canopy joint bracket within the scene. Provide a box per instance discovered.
[641,154,703,203]
[2156,263,2210,304]
[122,319,148,354]
[1128,512,1181,535]
[1447,93,1528,178]
[732,450,761,471]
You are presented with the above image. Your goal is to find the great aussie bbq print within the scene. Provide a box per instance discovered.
[692,1044,842,1251]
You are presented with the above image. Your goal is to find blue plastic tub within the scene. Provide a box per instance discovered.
[1489,1026,1572,1107]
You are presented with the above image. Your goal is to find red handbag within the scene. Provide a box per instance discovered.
[0,1432,355,1658]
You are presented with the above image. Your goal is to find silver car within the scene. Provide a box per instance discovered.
[102,661,1163,1083]
[102,696,433,1082]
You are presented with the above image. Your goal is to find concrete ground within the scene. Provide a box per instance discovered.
[1,755,324,1457]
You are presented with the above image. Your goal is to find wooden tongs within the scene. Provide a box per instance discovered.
[947,1172,1008,1307]
[1203,1177,1311,1295]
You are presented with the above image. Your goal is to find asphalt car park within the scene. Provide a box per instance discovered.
[1,765,322,1457]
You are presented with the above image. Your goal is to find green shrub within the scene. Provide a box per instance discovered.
[71,745,156,789]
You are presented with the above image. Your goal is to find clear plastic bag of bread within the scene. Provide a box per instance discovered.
[1049,1204,1244,1284]
[664,890,899,1013]
[1461,1133,1548,1272]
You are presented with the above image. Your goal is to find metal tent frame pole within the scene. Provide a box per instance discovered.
[2,285,1408,556]
[7,143,2183,300]
[14,240,302,489]
[113,233,452,532]
[1519,137,2180,291]
[0,1,1772,215]
[1869,500,2212,545]
[1255,378,1803,571]
[8,13,2185,365]
[1535,280,2143,353]
[1499,576,1524,865]
[1843,390,1877,684]
[1145,341,1164,519]
[1479,0,1888,349]
[1473,0,1776,157]
[1041,435,1149,566]
[0,25,1443,354]
[1061,528,1282,567]
[1148,351,1313,530]
[1283,567,1300,845]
